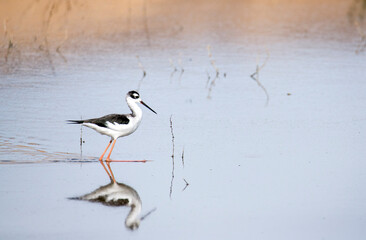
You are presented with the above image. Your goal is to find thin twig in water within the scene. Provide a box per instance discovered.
[136,56,147,91]
[182,178,189,191]
[206,71,211,88]
[169,58,178,80]
[169,54,185,83]
[79,118,84,160]
[181,147,185,168]
[169,115,175,198]
[178,68,185,82]
[250,51,270,106]
[177,53,185,82]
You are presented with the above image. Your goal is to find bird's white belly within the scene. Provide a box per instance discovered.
[83,118,141,140]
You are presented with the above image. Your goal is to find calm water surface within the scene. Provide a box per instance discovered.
[1,0,366,239]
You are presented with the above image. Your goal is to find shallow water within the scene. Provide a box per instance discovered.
[1,0,366,239]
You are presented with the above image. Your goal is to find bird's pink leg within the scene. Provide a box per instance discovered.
[105,141,149,163]
[99,140,113,181]
[105,139,117,183]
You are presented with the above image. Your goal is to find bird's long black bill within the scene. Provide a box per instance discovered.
[140,101,157,114]
[67,120,84,124]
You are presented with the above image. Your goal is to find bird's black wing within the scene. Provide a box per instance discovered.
[85,114,130,127]
[67,114,130,127]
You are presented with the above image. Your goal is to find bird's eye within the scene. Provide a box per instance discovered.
[129,91,139,99]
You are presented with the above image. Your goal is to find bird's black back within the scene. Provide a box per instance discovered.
[67,114,130,127]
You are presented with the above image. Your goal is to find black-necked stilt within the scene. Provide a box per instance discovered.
[68,90,156,182]
[70,180,142,230]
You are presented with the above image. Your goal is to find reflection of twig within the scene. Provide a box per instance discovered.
[182,178,189,191]
[140,207,157,221]
[207,45,219,76]
[3,19,13,63]
[127,0,131,37]
[206,45,220,99]
[56,29,68,62]
[43,2,56,74]
[136,56,147,91]
[169,115,175,198]
[2,19,21,72]
[250,51,270,106]
[142,0,151,46]
[354,20,366,54]
[169,59,178,80]
[0,136,97,164]
[3,19,8,40]
[169,54,185,82]
[178,68,185,82]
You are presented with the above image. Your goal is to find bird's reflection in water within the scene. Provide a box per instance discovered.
[72,180,142,230]
[71,160,151,230]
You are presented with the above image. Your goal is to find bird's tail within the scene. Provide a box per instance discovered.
[67,120,84,124]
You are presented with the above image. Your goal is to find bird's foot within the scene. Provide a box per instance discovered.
[106,159,150,163]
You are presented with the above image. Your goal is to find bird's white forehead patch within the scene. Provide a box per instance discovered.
[128,91,140,99]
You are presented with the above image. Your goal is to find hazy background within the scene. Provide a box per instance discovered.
[1,0,365,239]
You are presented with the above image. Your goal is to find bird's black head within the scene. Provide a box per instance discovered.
[128,91,140,99]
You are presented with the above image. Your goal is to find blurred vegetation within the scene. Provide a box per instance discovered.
[348,0,366,22]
